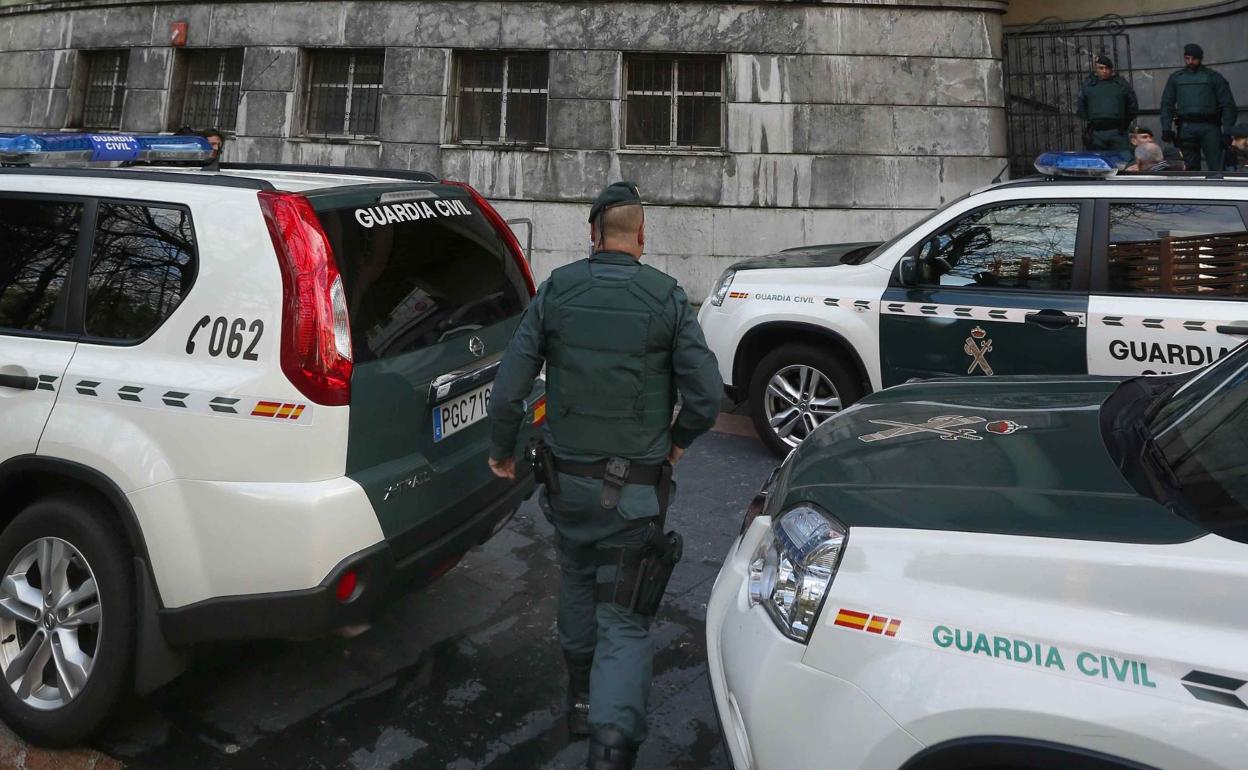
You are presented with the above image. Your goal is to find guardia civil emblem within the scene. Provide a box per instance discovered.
[964,326,994,376]
[985,420,1027,435]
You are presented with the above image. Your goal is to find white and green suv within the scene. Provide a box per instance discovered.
[708,340,1248,770]
[0,133,544,745]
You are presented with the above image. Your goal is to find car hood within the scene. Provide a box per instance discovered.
[730,241,883,271]
[778,376,1204,544]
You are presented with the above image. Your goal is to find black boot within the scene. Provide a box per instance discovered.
[564,651,593,737]
[587,726,639,770]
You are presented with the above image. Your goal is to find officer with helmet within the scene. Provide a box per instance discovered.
[1160,43,1238,170]
[487,182,722,769]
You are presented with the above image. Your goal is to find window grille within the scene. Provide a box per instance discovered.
[182,49,244,132]
[82,51,128,130]
[305,49,384,139]
[624,55,723,150]
[454,52,549,146]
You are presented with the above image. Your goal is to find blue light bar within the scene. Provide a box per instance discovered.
[0,133,214,165]
[1034,151,1125,178]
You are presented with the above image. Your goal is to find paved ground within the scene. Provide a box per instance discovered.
[4,419,775,770]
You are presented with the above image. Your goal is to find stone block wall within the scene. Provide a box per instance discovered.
[0,0,1009,301]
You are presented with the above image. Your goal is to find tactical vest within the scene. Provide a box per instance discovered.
[1084,78,1130,122]
[1173,68,1219,117]
[544,258,677,458]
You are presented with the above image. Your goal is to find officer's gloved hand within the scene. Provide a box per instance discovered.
[1162,130,1176,144]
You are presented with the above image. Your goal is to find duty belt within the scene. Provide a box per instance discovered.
[553,456,674,513]
[1089,119,1124,130]
[1180,113,1220,123]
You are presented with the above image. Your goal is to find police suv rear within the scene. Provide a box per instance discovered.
[700,152,1248,455]
[0,134,544,745]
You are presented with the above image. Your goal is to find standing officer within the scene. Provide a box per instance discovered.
[1077,55,1137,155]
[487,182,722,769]
[1160,43,1238,170]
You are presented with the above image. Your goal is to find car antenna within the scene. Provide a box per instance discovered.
[990,160,1011,184]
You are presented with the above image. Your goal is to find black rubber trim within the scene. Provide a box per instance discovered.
[994,174,1248,189]
[900,736,1161,770]
[158,475,534,645]
[0,455,161,603]
[0,166,276,190]
[222,162,437,182]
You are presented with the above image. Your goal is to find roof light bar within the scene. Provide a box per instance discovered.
[1034,151,1124,178]
[0,133,214,166]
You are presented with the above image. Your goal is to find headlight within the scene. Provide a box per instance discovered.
[747,504,846,643]
[709,269,736,307]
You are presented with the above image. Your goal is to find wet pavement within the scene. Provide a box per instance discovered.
[24,425,773,770]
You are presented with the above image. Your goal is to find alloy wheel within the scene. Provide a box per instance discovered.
[0,537,102,710]
[762,364,842,448]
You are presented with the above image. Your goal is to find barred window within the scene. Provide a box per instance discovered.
[82,51,128,130]
[304,49,384,139]
[182,49,244,132]
[624,55,723,150]
[454,52,548,146]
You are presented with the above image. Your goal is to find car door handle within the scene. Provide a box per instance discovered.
[1025,310,1080,329]
[0,373,38,391]
[1215,324,1248,336]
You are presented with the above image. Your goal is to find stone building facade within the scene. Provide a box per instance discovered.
[0,0,1010,300]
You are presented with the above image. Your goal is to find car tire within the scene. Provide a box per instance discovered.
[748,343,864,458]
[0,496,134,747]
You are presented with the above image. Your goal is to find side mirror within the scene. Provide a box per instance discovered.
[898,255,919,286]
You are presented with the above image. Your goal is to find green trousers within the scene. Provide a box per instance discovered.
[1179,122,1224,171]
[1090,127,1131,154]
[542,472,667,743]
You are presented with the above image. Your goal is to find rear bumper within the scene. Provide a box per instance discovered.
[159,473,535,645]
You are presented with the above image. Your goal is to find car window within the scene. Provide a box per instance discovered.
[1106,202,1248,297]
[0,197,81,333]
[917,202,1079,291]
[1154,344,1248,543]
[85,203,197,341]
[316,195,530,363]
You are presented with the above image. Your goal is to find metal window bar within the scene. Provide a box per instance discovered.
[455,53,548,146]
[83,51,128,130]
[305,50,384,139]
[182,49,244,132]
[625,55,722,150]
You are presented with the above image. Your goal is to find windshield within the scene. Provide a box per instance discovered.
[1150,343,1248,541]
[854,200,960,264]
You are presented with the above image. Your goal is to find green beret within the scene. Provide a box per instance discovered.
[588,181,642,223]
[1230,124,1248,138]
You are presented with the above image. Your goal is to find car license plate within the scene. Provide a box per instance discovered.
[433,382,493,442]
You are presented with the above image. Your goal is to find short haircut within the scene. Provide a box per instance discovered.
[600,203,644,240]
[1132,127,1153,137]
[201,128,223,141]
[1135,142,1164,164]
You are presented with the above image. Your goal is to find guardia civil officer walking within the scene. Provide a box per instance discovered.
[1160,43,1238,171]
[1076,55,1137,155]
[487,182,722,769]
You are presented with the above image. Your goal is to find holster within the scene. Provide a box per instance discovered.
[525,438,561,495]
[596,520,684,618]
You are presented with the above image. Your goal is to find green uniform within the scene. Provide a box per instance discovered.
[1077,75,1137,155]
[1160,65,1238,170]
[489,250,721,742]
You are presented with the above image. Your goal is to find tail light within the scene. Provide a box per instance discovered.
[441,181,537,297]
[258,190,353,406]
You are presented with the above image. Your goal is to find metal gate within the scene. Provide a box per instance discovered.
[1003,15,1132,178]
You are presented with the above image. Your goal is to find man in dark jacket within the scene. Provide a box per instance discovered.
[1077,55,1137,155]
[1160,43,1238,170]
[487,182,722,769]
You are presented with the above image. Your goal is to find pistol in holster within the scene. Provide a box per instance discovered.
[525,438,561,495]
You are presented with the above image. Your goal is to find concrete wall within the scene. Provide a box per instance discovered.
[1003,0,1211,25]
[0,0,1010,301]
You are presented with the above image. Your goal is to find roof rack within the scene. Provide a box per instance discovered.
[996,172,1248,190]
[221,163,438,183]
[0,165,275,190]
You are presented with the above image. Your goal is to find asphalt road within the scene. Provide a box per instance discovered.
[11,422,774,770]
